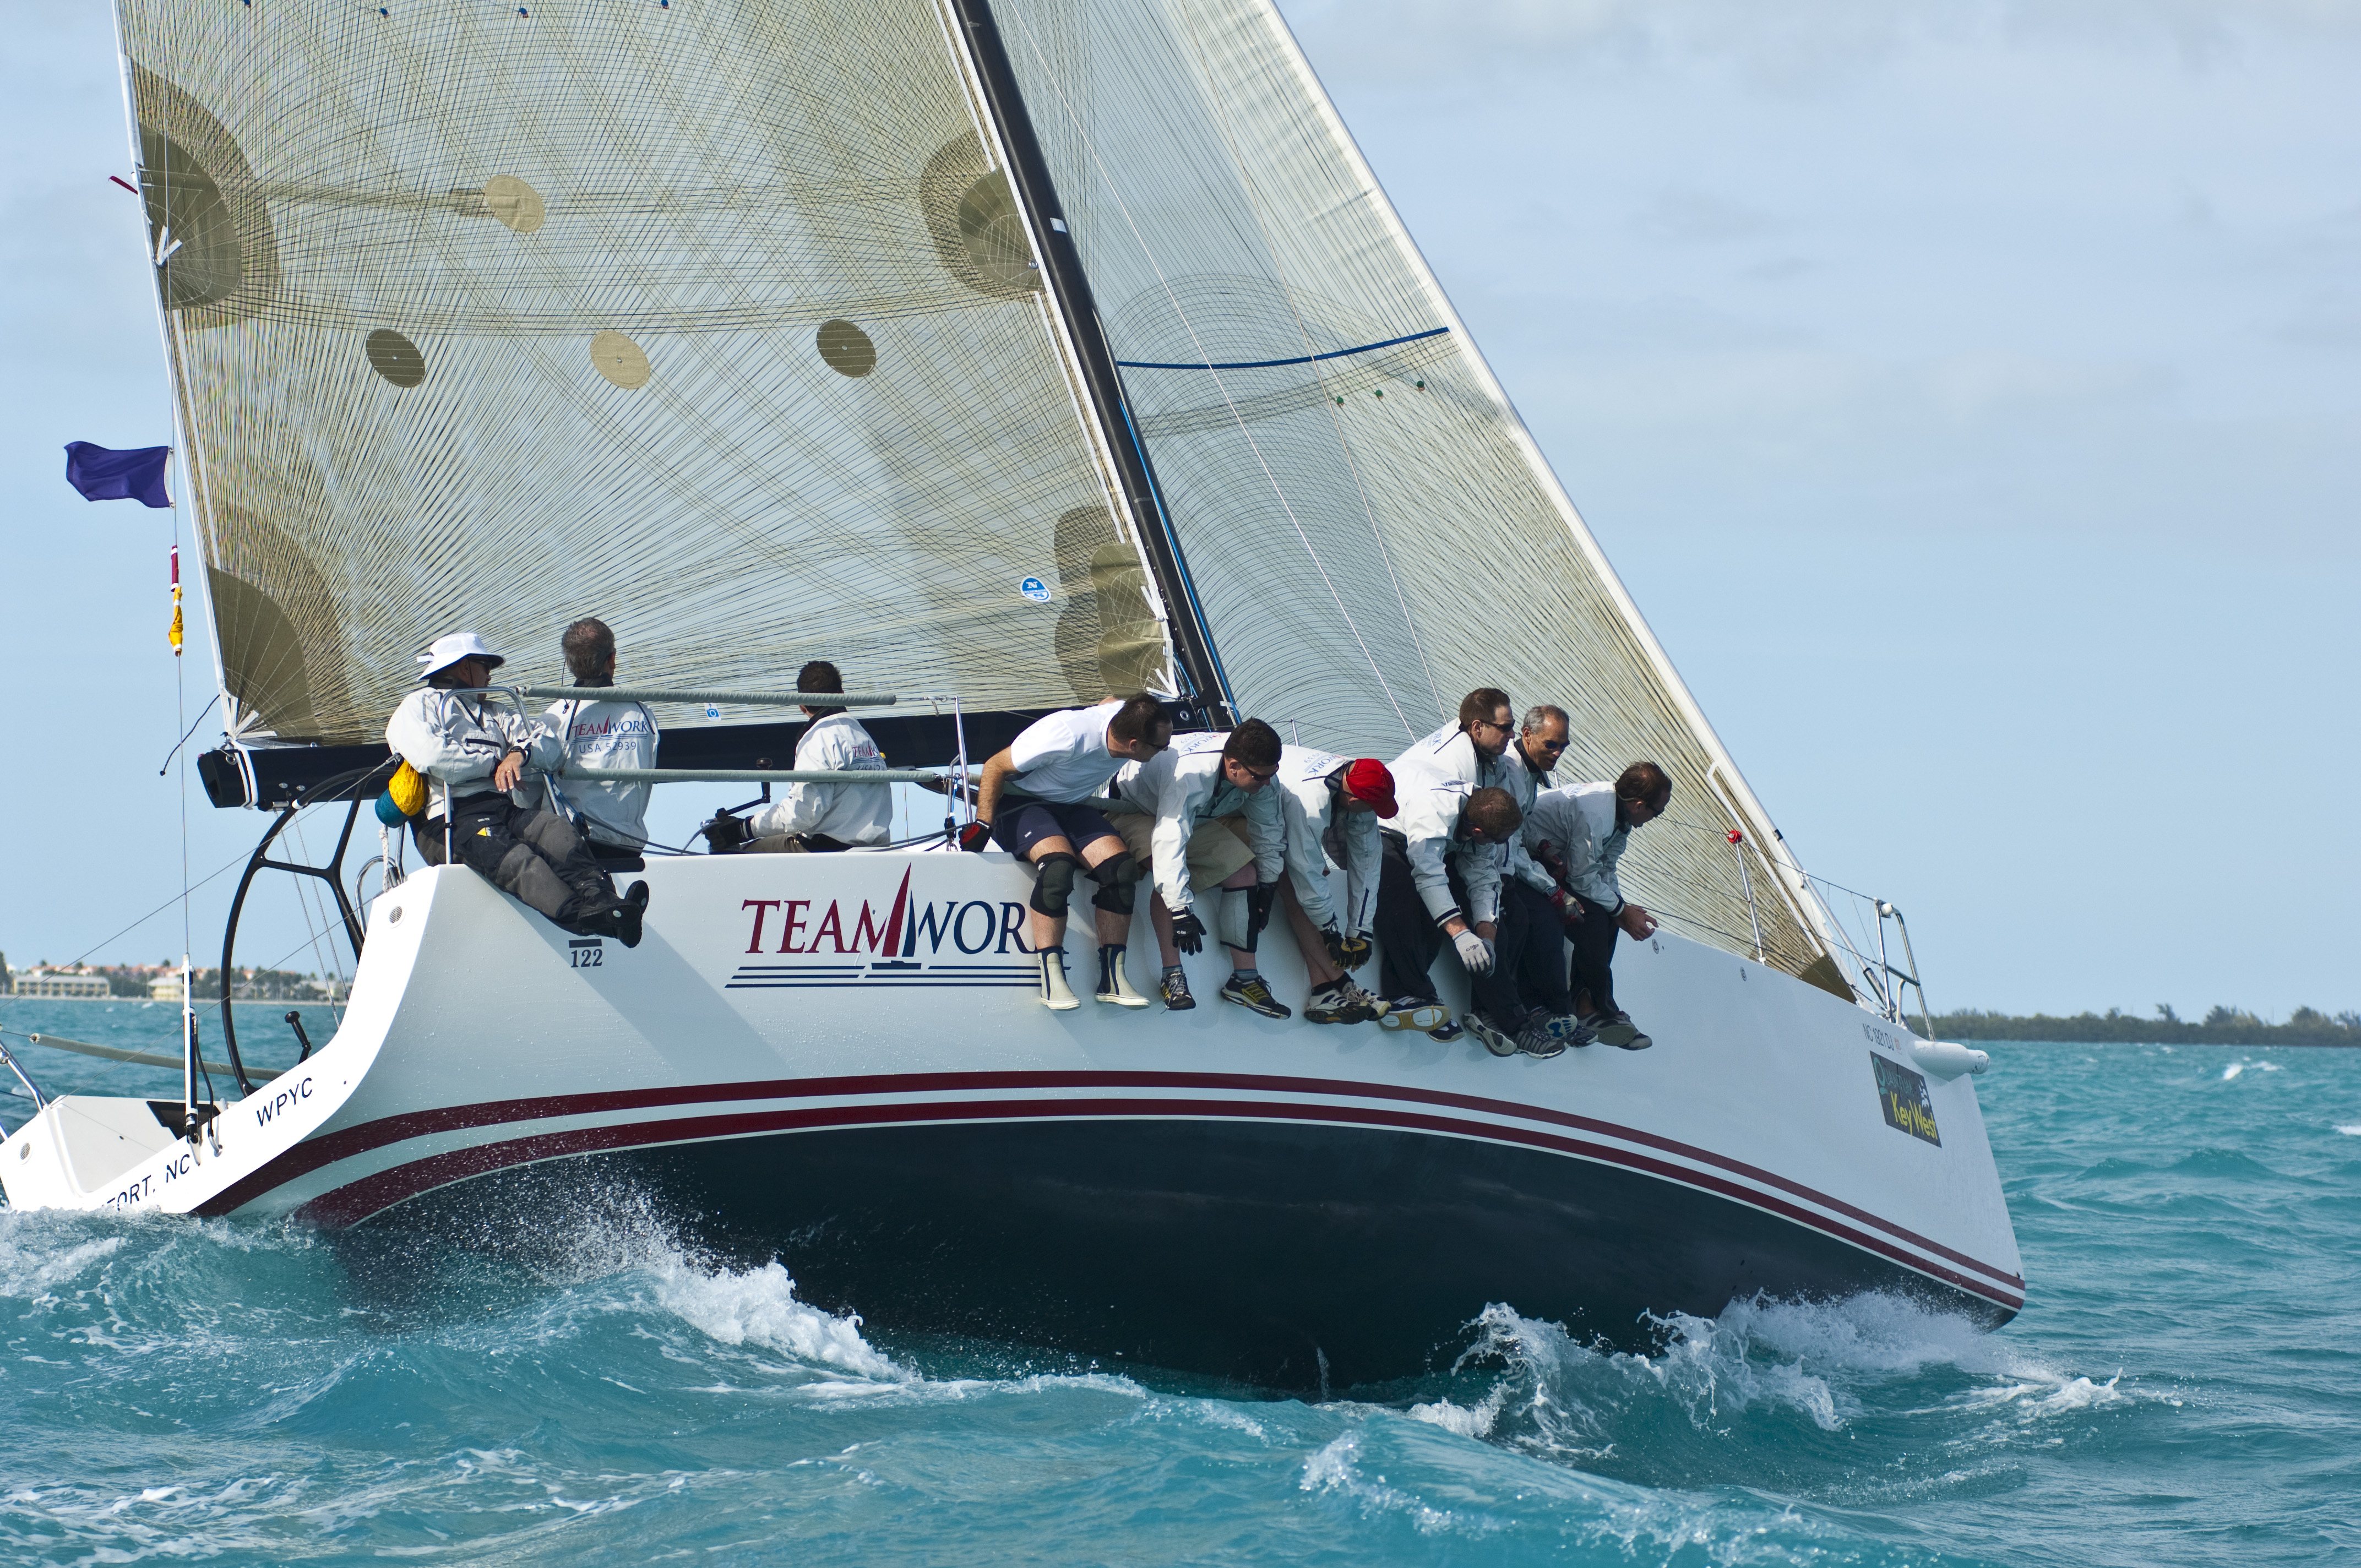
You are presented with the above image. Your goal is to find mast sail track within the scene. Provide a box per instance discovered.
[943,0,1234,726]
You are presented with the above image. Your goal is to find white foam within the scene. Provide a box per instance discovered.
[650,1257,903,1381]
[1299,1431,1496,1536]
[2337,1124,2361,1136]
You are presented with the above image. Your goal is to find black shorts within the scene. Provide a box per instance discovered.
[991,799,1120,858]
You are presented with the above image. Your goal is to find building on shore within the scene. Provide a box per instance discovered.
[10,970,112,1000]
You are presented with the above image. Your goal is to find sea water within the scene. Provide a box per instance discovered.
[1,999,2353,1565]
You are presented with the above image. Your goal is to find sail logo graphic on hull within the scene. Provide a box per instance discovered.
[727,867,1035,989]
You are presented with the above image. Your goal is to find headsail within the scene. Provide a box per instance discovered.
[988,0,1843,986]
[119,0,1182,751]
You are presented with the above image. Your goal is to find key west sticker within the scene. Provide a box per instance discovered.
[726,868,1036,990]
[1870,1052,1941,1146]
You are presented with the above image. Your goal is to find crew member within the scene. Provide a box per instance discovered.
[1273,747,1395,1025]
[1370,688,1520,1044]
[968,693,1172,1010]
[1525,761,1672,1050]
[1467,705,1588,1054]
[531,618,657,870]
[1108,722,1289,1017]
[388,632,649,946]
[704,661,891,853]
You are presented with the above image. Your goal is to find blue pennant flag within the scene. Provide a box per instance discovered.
[63,441,173,508]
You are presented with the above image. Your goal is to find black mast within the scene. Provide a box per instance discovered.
[944,0,1236,728]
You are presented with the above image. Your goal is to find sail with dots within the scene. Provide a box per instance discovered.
[118,0,1851,991]
[118,0,1183,754]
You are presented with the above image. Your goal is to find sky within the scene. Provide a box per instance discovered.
[1,1,2353,1019]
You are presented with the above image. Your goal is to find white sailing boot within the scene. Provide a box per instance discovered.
[1038,948,1080,1011]
[1094,944,1150,1008]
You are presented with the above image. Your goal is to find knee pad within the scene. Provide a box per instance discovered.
[1030,852,1081,918]
[1216,887,1253,952]
[1090,851,1143,915]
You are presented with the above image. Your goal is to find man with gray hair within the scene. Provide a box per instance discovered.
[1461,705,1589,1055]
[530,617,658,870]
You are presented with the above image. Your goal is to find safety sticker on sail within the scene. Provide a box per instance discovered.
[1019,576,1051,602]
[1870,1052,1941,1146]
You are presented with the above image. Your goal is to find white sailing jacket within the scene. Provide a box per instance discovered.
[1388,723,1504,928]
[1498,739,1559,896]
[385,689,557,820]
[1524,782,1630,912]
[747,713,892,846]
[534,693,660,849]
[1117,734,1284,917]
[1275,746,1380,938]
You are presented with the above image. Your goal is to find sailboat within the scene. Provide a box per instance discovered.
[1,0,2019,1388]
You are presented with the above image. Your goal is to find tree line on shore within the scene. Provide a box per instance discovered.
[1928,1004,2361,1047]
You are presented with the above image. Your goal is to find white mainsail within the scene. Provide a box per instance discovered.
[121,0,1174,747]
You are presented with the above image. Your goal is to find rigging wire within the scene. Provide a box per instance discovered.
[994,4,1421,741]
[63,847,252,970]
[155,693,218,775]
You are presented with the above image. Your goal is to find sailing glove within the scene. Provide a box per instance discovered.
[1339,930,1373,970]
[956,820,993,853]
[1321,924,1350,970]
[1452,927,1494,974]
[703,813,749,853]
[1171,908,1207,955]
[1244,881,1278,948]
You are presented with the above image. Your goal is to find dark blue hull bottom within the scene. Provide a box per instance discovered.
[367,1119,2010,1391]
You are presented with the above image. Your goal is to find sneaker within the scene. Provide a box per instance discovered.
[1428,1019,1466,1043]
[1219,974,1291,1019]
[1464,1014,1520,1057]
[1304,982,1360,1025]
[1515,1020,1566,1058]
[1094,946,1150,1008]
[1593,1011,1652,1050]
[1379,998,1448,1034]
[1339,981,1391,1023]
[1038,949,1080,1011]
[1543,1012,1594,1048]
[1160,967,1196,1011]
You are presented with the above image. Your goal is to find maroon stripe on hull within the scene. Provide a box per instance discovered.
[285,1093,2023,1311]
[207,1068,2021,1293]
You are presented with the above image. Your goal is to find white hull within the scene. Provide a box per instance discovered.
[1,851,2021,1385]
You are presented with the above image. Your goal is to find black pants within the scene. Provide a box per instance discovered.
[415,793,614,927]
[746,832,851,854]
[1374,832,1445,1001]
[1483,879,1575,1028]
[1567,893,1622,1018]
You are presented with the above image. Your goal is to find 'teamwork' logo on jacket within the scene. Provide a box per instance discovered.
[724,868,1036,990]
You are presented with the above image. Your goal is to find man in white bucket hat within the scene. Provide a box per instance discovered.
[385,631,649,945]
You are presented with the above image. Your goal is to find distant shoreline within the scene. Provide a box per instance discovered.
[1931,1008,2359,1048]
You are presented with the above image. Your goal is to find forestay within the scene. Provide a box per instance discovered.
[989,0,1838,984]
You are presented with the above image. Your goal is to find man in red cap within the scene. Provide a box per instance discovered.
[1272,747,1397,1024]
